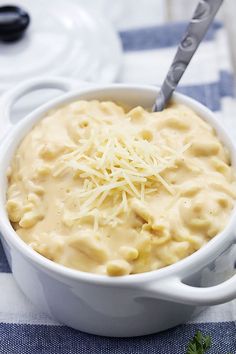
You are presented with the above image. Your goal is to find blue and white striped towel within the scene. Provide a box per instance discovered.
[0,15,236,354]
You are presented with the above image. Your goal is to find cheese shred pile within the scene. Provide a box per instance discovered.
[55,123,191,229]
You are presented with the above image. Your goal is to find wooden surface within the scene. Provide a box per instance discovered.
[166,0,236,78]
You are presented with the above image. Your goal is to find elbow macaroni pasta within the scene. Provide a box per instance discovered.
[6,100,236,276]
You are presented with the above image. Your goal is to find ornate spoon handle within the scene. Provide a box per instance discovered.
[153,0,224,112]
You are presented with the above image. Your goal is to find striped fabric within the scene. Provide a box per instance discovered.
[0,15,236,354]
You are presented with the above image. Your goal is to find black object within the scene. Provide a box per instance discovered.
[0,5,30,42]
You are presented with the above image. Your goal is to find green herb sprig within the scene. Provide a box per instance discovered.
[186,331,212,354]
[186,331,232,354]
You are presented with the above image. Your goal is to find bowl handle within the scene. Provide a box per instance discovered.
[143,273,236,305]
[0,77,90,140]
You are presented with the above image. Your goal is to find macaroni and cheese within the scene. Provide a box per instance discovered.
[6,100,236,275]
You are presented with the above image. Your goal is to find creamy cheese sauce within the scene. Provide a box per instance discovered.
[6,100,236,275]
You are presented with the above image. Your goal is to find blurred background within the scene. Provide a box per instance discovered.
[85,0,236,80]
[0,0,235,117]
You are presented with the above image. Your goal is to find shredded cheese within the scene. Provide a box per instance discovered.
[55,123,191,228]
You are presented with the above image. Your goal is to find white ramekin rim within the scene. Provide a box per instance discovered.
[0,82,235,286]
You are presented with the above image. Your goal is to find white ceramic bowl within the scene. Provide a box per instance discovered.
[0,77,235,337]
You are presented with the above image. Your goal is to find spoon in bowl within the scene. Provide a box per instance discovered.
[153,0,224,112]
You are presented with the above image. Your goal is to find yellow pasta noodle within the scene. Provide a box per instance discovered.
[6,100,236,276]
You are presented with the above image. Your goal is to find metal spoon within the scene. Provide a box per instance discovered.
[153,0,224,112]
